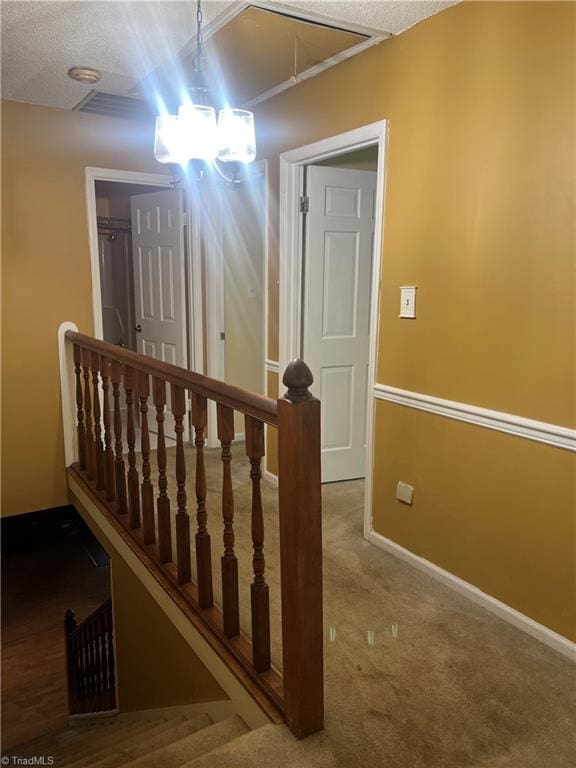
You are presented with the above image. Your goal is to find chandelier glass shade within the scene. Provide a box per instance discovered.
[154,105,256,166]
[153,0,256,170]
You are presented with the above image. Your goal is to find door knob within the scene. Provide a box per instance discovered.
[135,324,142,333]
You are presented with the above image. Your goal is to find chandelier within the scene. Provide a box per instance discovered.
[153,0,256,176]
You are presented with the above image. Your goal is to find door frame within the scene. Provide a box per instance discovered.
[84,167,204,376]
[278,121,388,539]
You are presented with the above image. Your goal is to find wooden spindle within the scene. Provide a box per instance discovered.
[91,352,105,491]
[124,365,141,529]
[93,615,103,710]
[111,361,128,516]
[192,392,213,608]
[64,609,77,714]
[217,403,239,638]
[87,621,96,711]
[99,612,109,710]
[245,415,270,672]
[81,347,95,480]
[172,385,191,584]
[106,607,116,709]
[73,346,86,471]
[72,635,81,713]
[101,357,115,502]
[139,372,155,545]
[277,359,324,738]
[77,630,86,712]
[153,378,172,564]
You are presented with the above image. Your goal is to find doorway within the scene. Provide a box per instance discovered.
[279,122,387,534]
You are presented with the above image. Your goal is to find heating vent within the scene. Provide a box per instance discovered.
[73,91,153,121]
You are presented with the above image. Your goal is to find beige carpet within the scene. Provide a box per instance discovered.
[144,443,575,768]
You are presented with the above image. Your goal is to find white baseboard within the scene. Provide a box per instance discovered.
[367,528,576,661]
[263,470,278,487]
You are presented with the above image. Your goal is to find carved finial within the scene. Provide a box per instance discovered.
[282,359,314,403]
[64,608,77,633]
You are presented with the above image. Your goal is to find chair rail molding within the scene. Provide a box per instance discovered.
[265,359,280,374]
[373,384,576,451]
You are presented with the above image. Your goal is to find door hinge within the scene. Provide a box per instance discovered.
[300,196,309,214]
[220,332,226,341]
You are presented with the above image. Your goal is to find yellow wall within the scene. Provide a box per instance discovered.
[373,401,576,640]
[111,555,227,711]
[256,2,575,638]
[1,101,170,516]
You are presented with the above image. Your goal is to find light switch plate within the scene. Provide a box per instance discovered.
[396,481,414,505]
[399,286,417,318]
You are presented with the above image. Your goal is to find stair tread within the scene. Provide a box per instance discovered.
[180,724,327,768]
[64,714,212,768]
[11,717,124,757]
[56,719,173,763]
[119,716,249,768]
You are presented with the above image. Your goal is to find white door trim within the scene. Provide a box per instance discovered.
[278,121,388,537]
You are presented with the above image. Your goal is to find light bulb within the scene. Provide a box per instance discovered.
[154,115,187,165]
[178,103,218,162]
[217,109,256,164]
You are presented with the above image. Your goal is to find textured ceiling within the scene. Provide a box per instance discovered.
[1,1,232,109]
[1,1,458,111]
[265,1,457,36]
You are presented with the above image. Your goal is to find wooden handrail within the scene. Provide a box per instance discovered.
[65,332,278,426]
[60,328,323,737]
[69,597,112,639]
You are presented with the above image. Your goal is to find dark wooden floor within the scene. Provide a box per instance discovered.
[1,510,111,750]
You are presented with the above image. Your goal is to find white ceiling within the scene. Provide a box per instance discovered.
[1,1,457,111]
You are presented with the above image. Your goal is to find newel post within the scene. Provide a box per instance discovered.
[64,608,77,715]
[57,321,80,467]
[277,359,324,738]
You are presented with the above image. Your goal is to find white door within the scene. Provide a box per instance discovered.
[131,188,188,439]
[303,166,376,483]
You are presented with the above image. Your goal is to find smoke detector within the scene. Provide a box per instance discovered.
[68,67,101,84]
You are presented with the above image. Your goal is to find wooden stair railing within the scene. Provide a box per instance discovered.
[64,598,116,715]
[61,330,323,738]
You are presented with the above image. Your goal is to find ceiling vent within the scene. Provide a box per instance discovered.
[73,91,153,121]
